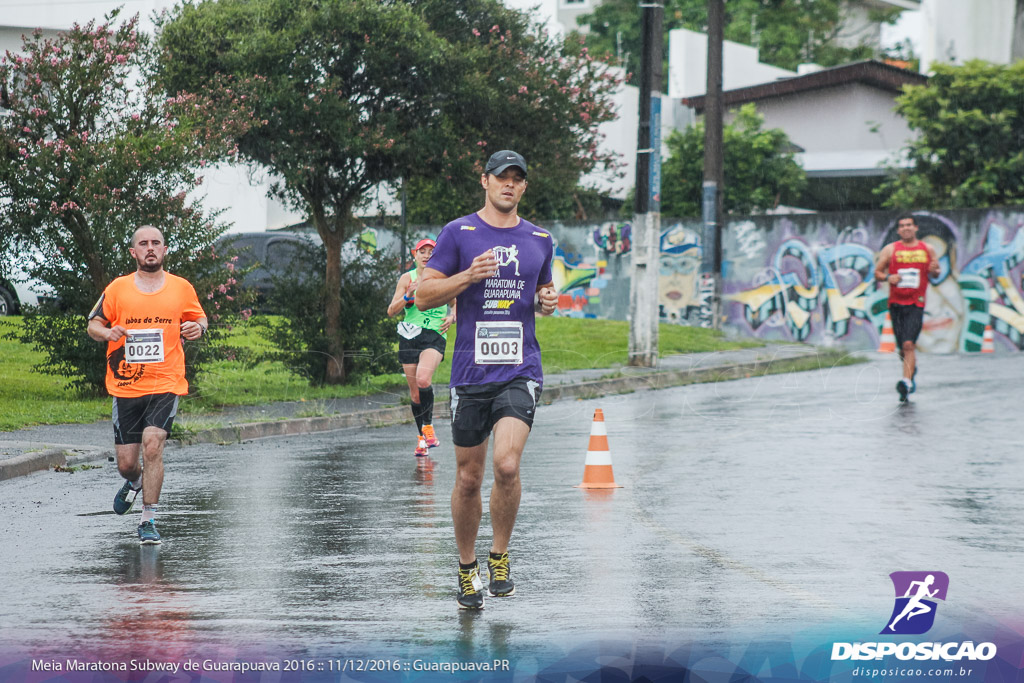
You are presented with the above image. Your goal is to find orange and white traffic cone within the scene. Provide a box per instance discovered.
[878,312,896,353]
[575,408,622,489]
[981,325,995,353]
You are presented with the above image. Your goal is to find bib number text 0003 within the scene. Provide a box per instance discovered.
[474,321,524,365]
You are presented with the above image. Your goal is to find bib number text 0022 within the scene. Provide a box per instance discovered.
[125,328,165,364]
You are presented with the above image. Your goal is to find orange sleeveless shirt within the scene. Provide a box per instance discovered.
[91,273,206,397]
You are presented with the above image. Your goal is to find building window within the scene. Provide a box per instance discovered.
[562,0,589,7]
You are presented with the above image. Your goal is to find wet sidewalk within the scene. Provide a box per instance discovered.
[0,343,843,480]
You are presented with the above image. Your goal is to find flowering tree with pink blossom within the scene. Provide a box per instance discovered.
[0,12,258,393]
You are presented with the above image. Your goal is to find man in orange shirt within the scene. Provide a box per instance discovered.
[87,226,208,544]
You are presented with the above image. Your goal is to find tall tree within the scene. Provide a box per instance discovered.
[0,13,253,392]
[577,0,901,86]
[402,0,622,224]
[157,0,621,383]
[660,104,805,217]
[157,0,452,384]
[878,60,1024,209]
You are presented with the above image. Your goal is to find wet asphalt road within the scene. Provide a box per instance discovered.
[1,354,1022,666]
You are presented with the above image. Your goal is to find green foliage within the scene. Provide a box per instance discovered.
[256,240,398,386]
[156,0,459,383]
[0,13,257,394]
[878,60,1024,209]
[401,0,623,223]
[576,0,902,86]
[155,0,623,382]
[659,104,805,217]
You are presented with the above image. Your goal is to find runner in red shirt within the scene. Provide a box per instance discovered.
[875,214,940,402]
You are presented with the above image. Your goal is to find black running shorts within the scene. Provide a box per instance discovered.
[398,328,447,365]
[449,377,542,448]
[112,393,179,445]
[889,303,924,348]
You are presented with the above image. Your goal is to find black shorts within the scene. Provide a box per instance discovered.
[449,377,542,448]
[398,328,447,364]
[112,393,179,445]
[889,303,924,347]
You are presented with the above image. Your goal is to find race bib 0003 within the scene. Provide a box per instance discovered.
[125,328,165,364]
[474,321,523,365]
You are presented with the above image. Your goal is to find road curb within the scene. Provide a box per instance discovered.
[0,347,849,476]
[174,348,840,446]
[0,448,69,480]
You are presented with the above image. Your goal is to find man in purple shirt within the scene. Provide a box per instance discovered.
[417,150,558,609]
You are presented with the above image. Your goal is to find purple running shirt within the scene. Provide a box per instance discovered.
[427,212,553,388]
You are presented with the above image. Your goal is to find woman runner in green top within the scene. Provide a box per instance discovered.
[387,238,455,458]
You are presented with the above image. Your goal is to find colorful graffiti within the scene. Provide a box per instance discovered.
[658,223,705,324]
[593,222,632,255]
[363,209,1024,352]
[730,238,877,342]
[726,212,1024,352]
[548,220,710,321]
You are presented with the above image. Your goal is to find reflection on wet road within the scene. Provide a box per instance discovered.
[1,354,1021,662]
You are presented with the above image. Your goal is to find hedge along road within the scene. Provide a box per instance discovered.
[0,352,1020,676]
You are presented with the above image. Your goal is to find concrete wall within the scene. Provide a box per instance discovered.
[920,0,1015,70]
[740,83,910,155]
[512,208,1024,354]
[668,28,796,100]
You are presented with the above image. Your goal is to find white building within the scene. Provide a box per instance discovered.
[681,59,926,210]
[0,0,303,234]
[918,0,1018,70]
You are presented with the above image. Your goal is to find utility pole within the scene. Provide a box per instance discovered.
[400,177,409,272]
[628,0,663,367]
[701,0,724,329]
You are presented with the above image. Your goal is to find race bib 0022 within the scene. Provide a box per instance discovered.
[124,328,165,364]
[474,321,524,365]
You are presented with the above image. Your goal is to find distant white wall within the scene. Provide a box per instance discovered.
[919,0,1015,70]
[502,0,564,35]
[721,82,913,175]
[668,28,796,100]
[0,1,304,232]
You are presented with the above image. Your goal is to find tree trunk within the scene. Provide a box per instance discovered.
[321,226,346,384]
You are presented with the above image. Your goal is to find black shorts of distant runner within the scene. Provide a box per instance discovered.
[112,393,179,445]
[449,377,542,448]
[889,303,924,348]
[398,328,447,364]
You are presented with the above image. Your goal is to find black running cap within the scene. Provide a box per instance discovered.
[484,150,527,177]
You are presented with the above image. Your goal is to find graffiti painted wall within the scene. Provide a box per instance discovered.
[536,219,711,326]
[720,209,1024,353]
[392,208,1024,353]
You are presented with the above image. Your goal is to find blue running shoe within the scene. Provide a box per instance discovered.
[896,378,909,403]
[113,480,140,515]
[137,520,161,545]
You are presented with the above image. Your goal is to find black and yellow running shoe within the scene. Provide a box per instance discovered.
[487,551,515,597]
[457,562,485,609]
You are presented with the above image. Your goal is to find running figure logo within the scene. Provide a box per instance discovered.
[881,571,949,635]
[492,245,520,276]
